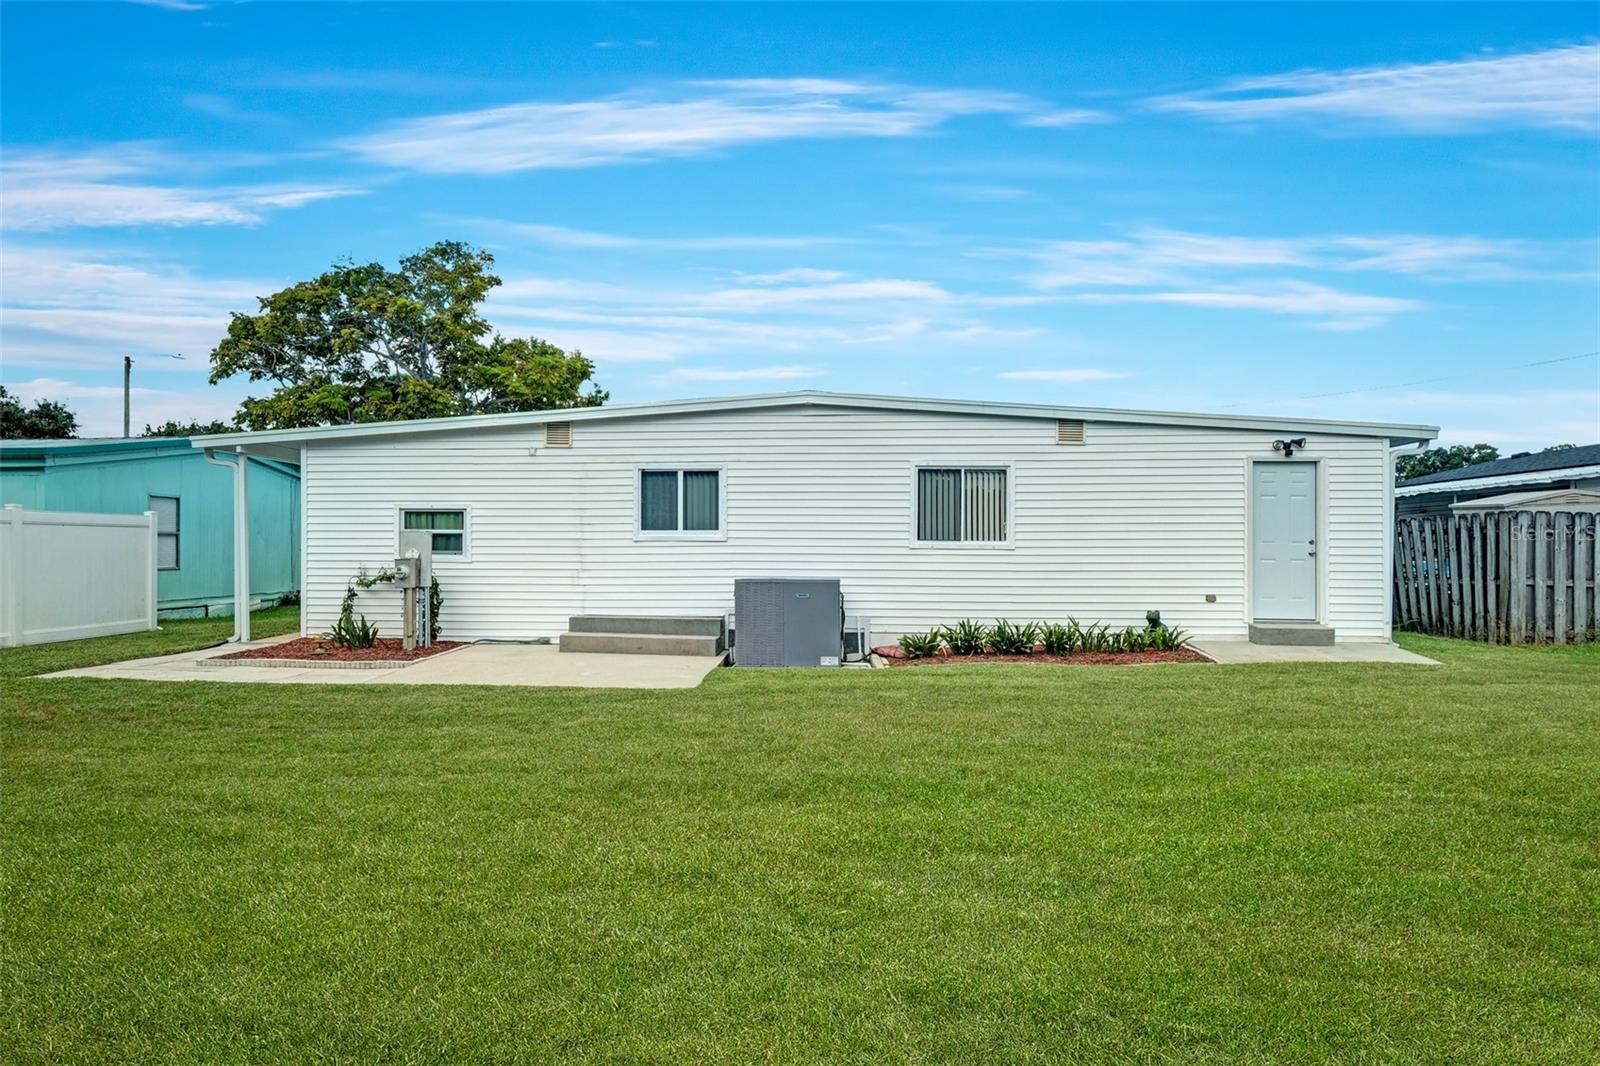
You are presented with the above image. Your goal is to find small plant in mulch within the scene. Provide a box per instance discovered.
[327,586,380,649]
[988,619,1040,655]
[938,619,990,656]
[898,631,945,659]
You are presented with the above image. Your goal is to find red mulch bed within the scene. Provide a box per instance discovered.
[218,637,465,662]
[873,646,1208,666]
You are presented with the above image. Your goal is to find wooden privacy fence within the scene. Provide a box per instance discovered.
[1393,511,1599,643]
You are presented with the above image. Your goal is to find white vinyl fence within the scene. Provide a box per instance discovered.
[0,505,158,647]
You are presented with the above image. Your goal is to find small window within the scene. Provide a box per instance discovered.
[150,495,180,570]
[402,509,466,555]
[1056,419,1085,445]
[916,467,1007,544]
[545,422,572,447]
[639,469,720,534]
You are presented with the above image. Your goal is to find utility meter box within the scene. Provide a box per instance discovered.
[397,530,432,589]
[733,578,843,667]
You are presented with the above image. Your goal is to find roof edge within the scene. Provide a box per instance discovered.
[191,389,1440,450]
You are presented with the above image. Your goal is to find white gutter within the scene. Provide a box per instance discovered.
[1386,442,1428,641]
[202,449,250,643]
[1395,463,1600,497]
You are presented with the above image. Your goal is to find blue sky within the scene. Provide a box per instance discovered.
[2,2,1597,445]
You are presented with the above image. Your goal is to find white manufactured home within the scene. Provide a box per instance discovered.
[193,391,1436,649]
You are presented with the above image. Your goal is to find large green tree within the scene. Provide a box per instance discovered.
[0,386,78,439]
[209,241,607,429]
[1396,443,1500,483]
[143,419,237,438]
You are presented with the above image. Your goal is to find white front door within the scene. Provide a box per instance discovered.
[1251,462,1317,621]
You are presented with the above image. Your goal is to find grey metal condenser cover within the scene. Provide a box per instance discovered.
[733,578,843,667]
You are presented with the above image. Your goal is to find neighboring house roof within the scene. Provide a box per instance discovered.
[1,436,298,476]
[190,389,1439,462]
[1397,443,1600,489]
[1449,488,1600,513]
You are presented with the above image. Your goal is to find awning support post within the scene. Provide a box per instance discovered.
[203,448,250,642]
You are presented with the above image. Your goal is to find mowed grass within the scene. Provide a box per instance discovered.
[0,604,300,681]
[2,627,1597,1063]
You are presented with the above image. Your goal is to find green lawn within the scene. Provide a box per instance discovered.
[0,605,301,681]
[2,627,1596,1063]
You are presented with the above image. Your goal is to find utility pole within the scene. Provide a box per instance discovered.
[122,353,183,437]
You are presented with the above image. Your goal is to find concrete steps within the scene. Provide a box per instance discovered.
[559,616,726,656]
[1248,621,1335,646]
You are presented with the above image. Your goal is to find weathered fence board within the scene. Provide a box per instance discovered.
[1394,509,1598,643]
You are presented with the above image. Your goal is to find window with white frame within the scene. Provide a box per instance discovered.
[915,467,1008,543]
[150,495,180,569]
[639,469,720,534]
[402,509,466,555]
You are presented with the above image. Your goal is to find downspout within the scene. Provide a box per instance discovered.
[1386,441,1428,642]
[203,448,251,642]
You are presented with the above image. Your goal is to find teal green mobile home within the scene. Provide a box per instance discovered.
[0,438,299,617]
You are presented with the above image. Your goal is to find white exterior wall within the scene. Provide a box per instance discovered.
[302,407,1393,643]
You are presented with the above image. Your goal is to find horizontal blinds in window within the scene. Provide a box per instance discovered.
[157,533,179,569]
[640,471,679,531]
[917,468,961,541]
[963,468,1006,542]
[683,471,719,531]
[150,496,179,533]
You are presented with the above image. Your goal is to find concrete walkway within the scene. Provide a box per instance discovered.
[44,638,726,689]
[1190,639,1438,665]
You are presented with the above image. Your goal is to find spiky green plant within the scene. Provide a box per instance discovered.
[898,631,945,659]
[940,619,990,656]
[1039,622,1075,656]
[988,619,1040,655]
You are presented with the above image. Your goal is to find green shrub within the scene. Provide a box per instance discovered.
[940,619,990,656]
[1079,622,1111,653]
[989,619,1040,655]
[327,586,381,649]
[898,631,945,659]
[1039,622,1076,656]
[1146,625,1190,651]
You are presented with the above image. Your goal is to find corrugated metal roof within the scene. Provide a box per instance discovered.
[1399,443,1600,487]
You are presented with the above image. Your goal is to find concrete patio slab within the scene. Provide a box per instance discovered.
[1190,639,1438,665]
[43,637,726,688]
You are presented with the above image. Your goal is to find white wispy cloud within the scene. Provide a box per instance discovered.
[495,221,843,251]
[1025,228,1569,287]
[1152,43,1600,132]
[666,365,826,382]
[998,368,1133,384]
[0,145,361,231]
[343,79,1104,174]
[0,245,264,365]
[1068,282,1421,331]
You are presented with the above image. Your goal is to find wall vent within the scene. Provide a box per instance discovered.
[544,422,573,448]
[1056,419,1086,445]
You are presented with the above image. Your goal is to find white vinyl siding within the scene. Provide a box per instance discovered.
[302,409,1393,642]
[150,495,180,570]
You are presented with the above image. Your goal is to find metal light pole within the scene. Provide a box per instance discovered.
[122,353,184,437]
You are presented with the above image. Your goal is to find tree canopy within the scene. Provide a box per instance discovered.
[0,386,78,439]
[209,241,607,429]
[143,419,237,438]
[1395,443,1499,483]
